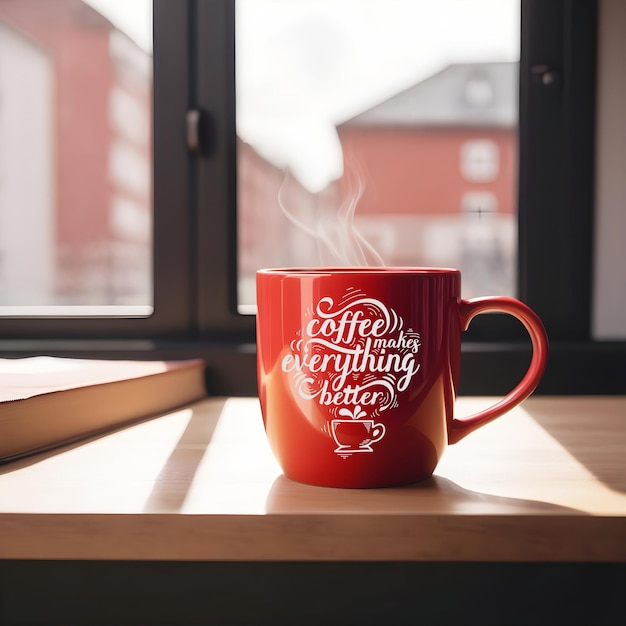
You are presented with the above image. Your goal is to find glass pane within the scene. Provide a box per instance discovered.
[0,0,152,315]
[236,0,520,312]
[593,0,626,340]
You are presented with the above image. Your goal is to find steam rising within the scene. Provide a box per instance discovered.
[278,170,385,267]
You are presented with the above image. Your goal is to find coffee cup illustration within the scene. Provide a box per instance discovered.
[330,407,386,455]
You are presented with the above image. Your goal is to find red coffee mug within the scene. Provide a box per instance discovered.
[256,267,548,488]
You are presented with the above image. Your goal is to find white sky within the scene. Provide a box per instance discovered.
[237,0,519,123]
[83,0,152,52]
[82,0,519,192]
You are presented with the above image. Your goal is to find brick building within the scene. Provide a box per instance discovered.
[0,0,151,305]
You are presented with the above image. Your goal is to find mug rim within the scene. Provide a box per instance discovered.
[257,266,461,276]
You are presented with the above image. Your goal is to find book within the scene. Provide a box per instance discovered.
[0,356,207,463]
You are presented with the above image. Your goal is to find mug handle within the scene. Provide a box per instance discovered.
[448,296,549,445]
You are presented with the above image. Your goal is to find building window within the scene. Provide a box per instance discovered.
[461,191,498,214]
[460,139,500,182]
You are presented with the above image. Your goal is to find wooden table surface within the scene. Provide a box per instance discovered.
[1,396,625,562]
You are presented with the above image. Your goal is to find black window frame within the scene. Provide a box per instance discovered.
[0,0,624,396]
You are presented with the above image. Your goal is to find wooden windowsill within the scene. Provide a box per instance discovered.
[0,396,625,562]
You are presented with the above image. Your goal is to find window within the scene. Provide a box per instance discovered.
[0,1,152,313]
[460,140,500,182]
[461,192,498,214]
[236,1,519,306]
[0,0,189,336]
[0,0,624,396]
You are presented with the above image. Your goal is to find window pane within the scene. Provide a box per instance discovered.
[0,0,152,314]
[236,0,520,311]
[593,0,626,340]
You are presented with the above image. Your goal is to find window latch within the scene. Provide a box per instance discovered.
[186,109,202,153]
